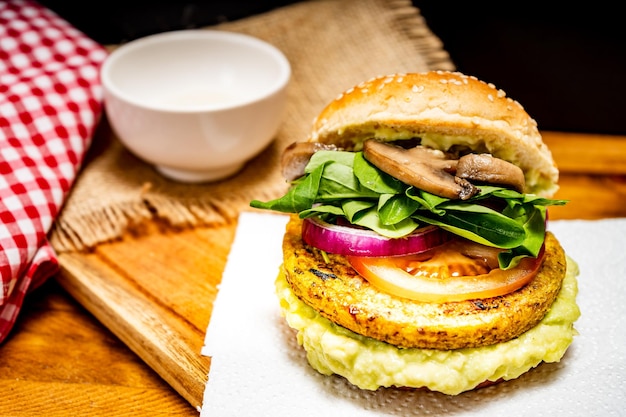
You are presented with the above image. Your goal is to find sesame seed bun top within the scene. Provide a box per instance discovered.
[308,71,559,197]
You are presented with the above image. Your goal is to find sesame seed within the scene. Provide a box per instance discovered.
[497,89,506,98]
[487,94,494,102]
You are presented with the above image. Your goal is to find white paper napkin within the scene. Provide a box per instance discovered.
[201,211,626,416]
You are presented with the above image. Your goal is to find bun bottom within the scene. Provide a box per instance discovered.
[275,256,580,395]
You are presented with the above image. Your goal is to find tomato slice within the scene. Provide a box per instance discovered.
[348,240,545,303]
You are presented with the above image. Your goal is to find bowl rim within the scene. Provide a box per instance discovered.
[100,29,291,113]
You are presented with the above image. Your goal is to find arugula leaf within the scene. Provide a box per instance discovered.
[250,150,567,266]
[342,199,377,222]
[352,205,419,238]
[378,193,421,225]
[317,160,378,200]
[299,203,345,219]
[353,152,404,194]
[250,161,326,212]
[406,187,447,215]
[414,207,526,249]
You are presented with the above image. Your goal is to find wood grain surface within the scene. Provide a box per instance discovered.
[1,130,625,417]
[56,221,237,410]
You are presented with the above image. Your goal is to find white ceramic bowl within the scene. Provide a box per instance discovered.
[101,30,291,182]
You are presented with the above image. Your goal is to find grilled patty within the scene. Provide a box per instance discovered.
[282,215,567,350]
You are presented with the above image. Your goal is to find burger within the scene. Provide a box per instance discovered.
[250,71,580,395]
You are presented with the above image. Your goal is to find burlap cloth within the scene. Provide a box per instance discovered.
[50,0,455,252]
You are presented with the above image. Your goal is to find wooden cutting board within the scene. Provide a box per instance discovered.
[54,131,626,410]
[56,220,237,410]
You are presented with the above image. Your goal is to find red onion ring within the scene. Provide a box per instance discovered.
[302,217,451,257]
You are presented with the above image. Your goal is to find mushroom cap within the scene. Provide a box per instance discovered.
[308,71,559,197]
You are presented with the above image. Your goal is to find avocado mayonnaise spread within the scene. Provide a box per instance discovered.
[275,256,580,395]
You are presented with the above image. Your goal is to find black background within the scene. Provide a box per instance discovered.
[39,0,626,135]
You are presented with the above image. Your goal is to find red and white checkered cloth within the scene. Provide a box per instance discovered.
[0,0,108,343]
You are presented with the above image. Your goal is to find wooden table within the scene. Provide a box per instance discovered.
[1,131,625,416]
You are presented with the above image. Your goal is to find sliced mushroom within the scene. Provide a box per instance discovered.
[281,141,338,181]
[363,139,479,200]
[456,153,526,193]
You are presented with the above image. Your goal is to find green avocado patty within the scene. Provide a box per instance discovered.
[275,255,580,395]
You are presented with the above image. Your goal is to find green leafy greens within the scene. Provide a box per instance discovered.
[250,150,567,269]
